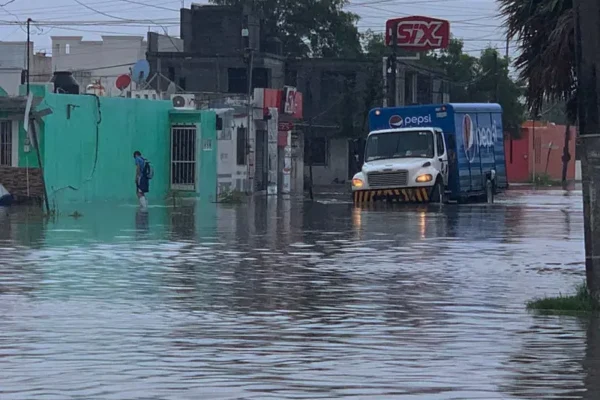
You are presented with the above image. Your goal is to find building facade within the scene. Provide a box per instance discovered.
[0,84,218,205]
[146,5,285,94]
[146,4,451,189]
[289,58,450,186]
[0,41,51,95]
[51,36,147,96]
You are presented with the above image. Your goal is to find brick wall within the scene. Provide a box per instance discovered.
[0,166,44,199]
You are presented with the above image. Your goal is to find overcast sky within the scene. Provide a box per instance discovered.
[0,0,511,57]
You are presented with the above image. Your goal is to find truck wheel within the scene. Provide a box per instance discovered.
[486,179,494,204]
[431,181,445,204]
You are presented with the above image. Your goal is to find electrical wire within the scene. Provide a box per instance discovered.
[83,93,102,182]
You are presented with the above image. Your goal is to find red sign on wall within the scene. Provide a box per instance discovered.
[256,88,303,119]
[278,121,293,132]
[385,16,450,51]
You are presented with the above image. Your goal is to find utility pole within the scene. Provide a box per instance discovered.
[246,48,254,186]
[574,0,600,298]
[26,18,31,95]
[493,51,499,103]
[388,22,398,107]
[532,116,537,182]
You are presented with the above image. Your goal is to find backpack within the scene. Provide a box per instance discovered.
[143,159,154,180]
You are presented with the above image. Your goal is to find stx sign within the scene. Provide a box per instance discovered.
[385,16,450,51]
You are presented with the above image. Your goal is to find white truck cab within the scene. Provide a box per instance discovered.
[352,127,449,203]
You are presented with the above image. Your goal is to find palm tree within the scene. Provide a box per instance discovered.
[500,0,576,183]
[499,0,575,113]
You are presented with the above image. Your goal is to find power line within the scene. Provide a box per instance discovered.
[115,0,179,12]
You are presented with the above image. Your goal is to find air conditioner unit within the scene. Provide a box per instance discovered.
[171,93,196,109]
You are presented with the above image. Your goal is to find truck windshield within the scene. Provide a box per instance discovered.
[365,130,434,162]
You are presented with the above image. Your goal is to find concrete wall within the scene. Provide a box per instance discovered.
[291,131,304,192]
[216,108,236,194]
[147,53,285,93]
[505,122,577,183]
[30,93,216,204]
[148,5,284,94]
[0,68,23,96]
[0,41,27,68]
[32,53,52,82]
[181,4,261,55]
[51,36,146,96]
[305,138,349,185]
[147,32,184,53]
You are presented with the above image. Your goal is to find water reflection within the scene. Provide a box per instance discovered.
[501,315,600,399]
[0,190,592,398]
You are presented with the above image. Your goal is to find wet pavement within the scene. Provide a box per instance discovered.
[0,188,595,399]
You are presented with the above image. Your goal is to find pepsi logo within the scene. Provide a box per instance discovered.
[389,115,403,128]
[463,114,476,163]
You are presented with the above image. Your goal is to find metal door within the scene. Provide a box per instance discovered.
[171,125,197,190]
[255,129,268,191]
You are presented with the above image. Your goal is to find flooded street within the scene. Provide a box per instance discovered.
[0,188,595,399]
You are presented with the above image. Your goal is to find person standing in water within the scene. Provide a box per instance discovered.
[133,150,149,208]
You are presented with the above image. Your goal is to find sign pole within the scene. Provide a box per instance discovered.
[389,22,398,107]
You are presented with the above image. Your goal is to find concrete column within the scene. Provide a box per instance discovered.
[282,130,292,194]
[267,107,278,195]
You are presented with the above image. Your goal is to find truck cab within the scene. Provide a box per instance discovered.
[352,127,449,203]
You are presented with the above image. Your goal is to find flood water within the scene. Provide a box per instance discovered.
[0,188,595,399]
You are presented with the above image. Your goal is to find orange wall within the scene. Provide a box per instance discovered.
[504,121,576,183]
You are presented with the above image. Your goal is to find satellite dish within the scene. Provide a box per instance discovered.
[166,81,176,96]
[131,59,150,84]
[116,74,131,90]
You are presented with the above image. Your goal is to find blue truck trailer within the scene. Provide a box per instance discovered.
[351,103,507,204]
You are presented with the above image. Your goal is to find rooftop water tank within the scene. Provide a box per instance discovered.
[50,71,79,94]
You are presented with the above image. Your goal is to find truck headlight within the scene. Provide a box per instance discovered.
[352,178,364,188]
[416,174,433,183]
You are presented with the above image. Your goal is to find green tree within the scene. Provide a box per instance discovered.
[473,48,526,138]
[429,41,525,137]
[433,39,479,102]
[361,29,387,59]
[209,0,362,58]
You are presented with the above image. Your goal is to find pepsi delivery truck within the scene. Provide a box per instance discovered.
[351,103,508,204]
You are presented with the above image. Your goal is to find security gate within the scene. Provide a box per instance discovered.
[171,125,197,190]
[0,121,12,166]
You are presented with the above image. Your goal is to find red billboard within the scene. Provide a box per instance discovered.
[255,88,303,119]
[385,16,450,51]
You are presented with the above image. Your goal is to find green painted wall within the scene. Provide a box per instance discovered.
[29,93,217,205]
[41,94,173,204]
[169,110,217,202]
[199,112,217,202]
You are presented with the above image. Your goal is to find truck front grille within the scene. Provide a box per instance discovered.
[367,170,409,188]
